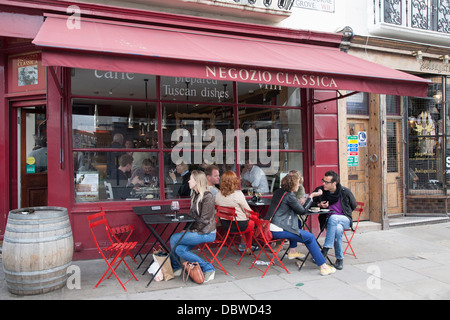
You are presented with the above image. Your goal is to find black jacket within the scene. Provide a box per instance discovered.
[266,189,312,236]
[177,171,192,197]
[311,185,357,229]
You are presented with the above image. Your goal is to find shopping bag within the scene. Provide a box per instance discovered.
[153,251,174,281]
[147,259,164,282]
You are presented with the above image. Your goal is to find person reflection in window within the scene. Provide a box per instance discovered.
[241,160,269,193]
[109,154,133,200]
[107,133,125,176]
[169,162,191,197]
[128,158,157,187]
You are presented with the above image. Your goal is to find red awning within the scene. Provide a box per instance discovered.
[0,12,43,39]
[33,14,429,97]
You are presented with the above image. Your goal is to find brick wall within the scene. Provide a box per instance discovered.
[406,197,447,214]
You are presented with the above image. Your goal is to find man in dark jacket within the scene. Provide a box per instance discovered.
[312,170,357,270]
[109,154,133,200]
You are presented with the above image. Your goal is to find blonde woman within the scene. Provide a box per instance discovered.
[170,170,216,282]
[289,170,306,203]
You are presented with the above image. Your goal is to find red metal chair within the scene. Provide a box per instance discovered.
[343,202,365,259]
[87,211,138,291]
[200,206,249,274]
[217,206,257,265]
[109,223,137,263]
[246,209,290,278]
[99,207,136,263]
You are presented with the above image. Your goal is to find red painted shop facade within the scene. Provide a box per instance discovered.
[0,0,427,259]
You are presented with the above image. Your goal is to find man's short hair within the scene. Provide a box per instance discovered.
[119,154,133,167]
[142,158,153,167]
[205,164,219,176]
[324,170,340,184]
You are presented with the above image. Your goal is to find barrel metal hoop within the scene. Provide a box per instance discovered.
[4,231,73,244]
[6,278,68,293]
[5,221,72,234]
[6,215,69,225]
[3,261,72,277]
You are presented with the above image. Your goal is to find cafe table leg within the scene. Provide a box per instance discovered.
[145,222,194,287]
[141,222,184,275]
[138,224,170,271]
[297,214,332,271]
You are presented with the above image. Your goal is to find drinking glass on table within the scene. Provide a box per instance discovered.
[248,188,254,196]
[170,201,180,221]
[152,176,158,187]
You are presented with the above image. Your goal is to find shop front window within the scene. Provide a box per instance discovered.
[71,69,305,203]
[346,92,369,115]
[407,77,444,194]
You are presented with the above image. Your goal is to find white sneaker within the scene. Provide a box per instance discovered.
[204,270,215,283]
[173,268,182,277]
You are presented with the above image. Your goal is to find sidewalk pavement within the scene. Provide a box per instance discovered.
[1,222,450,300]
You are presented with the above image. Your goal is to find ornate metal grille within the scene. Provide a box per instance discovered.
[384,0,403,25]
[382,0,450,33]
[411,0,429,30]
[438,0,450,33]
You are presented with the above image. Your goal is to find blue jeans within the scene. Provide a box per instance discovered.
[323,215,351,260]
[170,231,216,272]
[272,225,326,267]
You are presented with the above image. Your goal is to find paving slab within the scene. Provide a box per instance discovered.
[1,222,449,301]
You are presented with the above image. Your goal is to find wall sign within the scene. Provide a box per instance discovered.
[8,51,47,93]
[205,65,338,90]
[293,0,335,12]
[212,0,294,11]
[358,131,367,148]
[347,135,359,167]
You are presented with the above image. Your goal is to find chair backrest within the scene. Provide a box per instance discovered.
[351,202,365,231]
[267,176,276,193]
[215,205,237,221]
[87,211,115,250]
[104,181,114,199]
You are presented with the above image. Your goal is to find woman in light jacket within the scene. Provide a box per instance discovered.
[267,174,336,276]
[215,171,255,254]
[170,170,216,282]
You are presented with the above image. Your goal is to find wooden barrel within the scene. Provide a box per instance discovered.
[2,207,74,295]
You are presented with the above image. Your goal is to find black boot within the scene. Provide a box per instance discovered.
[321,247,329,259]
[334,259,343,270]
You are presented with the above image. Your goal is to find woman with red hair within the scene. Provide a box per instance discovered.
[215,171,256,254]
